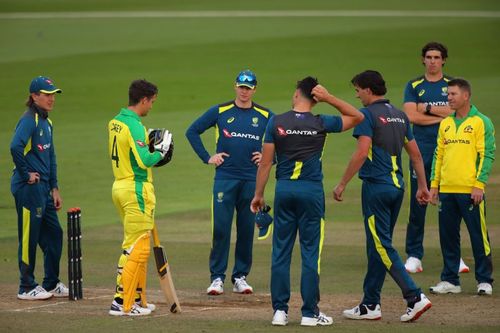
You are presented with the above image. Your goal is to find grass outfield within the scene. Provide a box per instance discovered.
[0,1,499,332]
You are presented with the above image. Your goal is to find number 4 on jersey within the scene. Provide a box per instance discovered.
[111,136,119,167]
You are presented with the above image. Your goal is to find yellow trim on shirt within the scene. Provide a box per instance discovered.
[290,161,303,180]
[390,156,401,188]
[219,104,234,114]
[411,78,425,89]
[253,106,270,118]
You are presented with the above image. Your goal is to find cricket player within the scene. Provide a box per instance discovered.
[336,70,432,322]
[11,76,69,300]
[186,70,272,295]
[107,79,173,316]
[403,42,469,274]
[429,78,495,296]
[251,77,363,326]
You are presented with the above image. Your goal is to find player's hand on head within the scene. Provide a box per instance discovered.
[311,84,329,102]
[208,152,229,167]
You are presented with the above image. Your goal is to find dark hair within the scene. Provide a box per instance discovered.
[422,42,448,59]
[351,70,387,96]
[128,79,158,106]
[296,76,318,101]
[448,78,472,96]
[25,92,39,107]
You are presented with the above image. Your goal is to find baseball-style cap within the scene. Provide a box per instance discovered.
[29,76,62,94]
[235,70,257,89]
[255,205,273,240]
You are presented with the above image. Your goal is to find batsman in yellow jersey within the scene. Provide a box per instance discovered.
[107,79,173,316]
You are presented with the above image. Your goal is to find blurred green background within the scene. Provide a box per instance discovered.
[0,1,499,332]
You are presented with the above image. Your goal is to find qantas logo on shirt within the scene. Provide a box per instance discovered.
[136,140,145,147]
[378,116,405,124]
[37,143,51,151]
[222,129,260,140]
[444,139,470,145]
[276,126,317,136]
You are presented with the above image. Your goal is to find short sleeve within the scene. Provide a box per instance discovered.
[264,116,275,144]
[403,81,418,103]
[319,115,343,133]
[353,109,373,138]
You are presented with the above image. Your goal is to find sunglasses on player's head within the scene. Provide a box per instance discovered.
[238,74,255,83]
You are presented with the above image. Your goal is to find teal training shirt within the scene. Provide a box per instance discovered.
[403,75,452,150]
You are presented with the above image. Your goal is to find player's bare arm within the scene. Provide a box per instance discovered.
[311,84,364,131]
[404,102,443,126]
[404,139,431,205]
[251,143,274,213]
[415,103,453,118]
[334,136,371,201]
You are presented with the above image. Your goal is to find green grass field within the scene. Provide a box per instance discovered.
[1,1,499,332]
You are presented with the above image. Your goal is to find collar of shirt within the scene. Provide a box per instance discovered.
[31,103,49,119]
[119,107,141,121]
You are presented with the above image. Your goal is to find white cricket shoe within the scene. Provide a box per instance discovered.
[343,304,381,320]
[233,276,253,294]
[207,278,224,295]
[272,310,288,326]
[429,281,462,294]
[405,257,423,273]
[137,302,156,311]
[400,293,432,322]
[301,312,333,326]
[477,282,493,295]
[109,300,151,316]
[48,282,69,298]
[459,258,470,273]
[17,285,53,300]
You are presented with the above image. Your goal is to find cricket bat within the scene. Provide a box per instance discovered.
[152,225,181,313]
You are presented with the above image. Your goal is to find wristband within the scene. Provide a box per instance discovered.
[425,104,432,115]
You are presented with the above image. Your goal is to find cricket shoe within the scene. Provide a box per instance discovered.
[233,276,253,294]
[109,300,151,316]
[429,281,462,294]
[17,285,53,300]
[207,278,224,295]
[48,282,69,298]
[301,312,333,326]
[405,257,423,273]
[137,302,156,311]
[400,293,432,322]
[477,283,493,295]
[343,304,381,320]
[272,310,288,326]
[459,258,470,273]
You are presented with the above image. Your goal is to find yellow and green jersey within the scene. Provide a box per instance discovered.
[431,105,496,193]
[108,108,162,182]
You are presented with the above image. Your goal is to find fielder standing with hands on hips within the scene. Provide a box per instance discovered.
[251,77,363,326]
[186,70,272,296]
[10,76,69,300]
[429,79,495,296]
[107,79,173,316]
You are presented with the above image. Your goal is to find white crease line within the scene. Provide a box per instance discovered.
[8,295,109,312]
[0,10,499,20]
